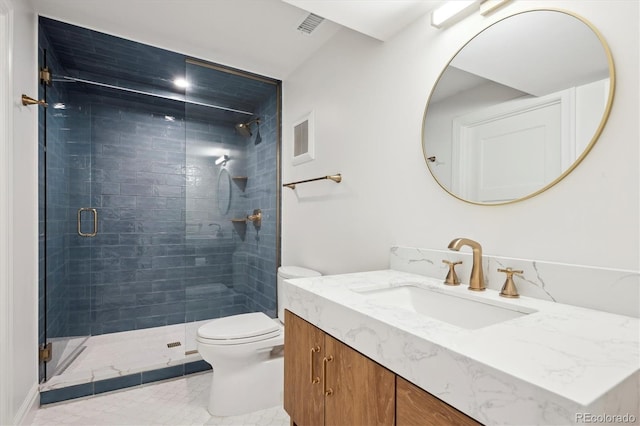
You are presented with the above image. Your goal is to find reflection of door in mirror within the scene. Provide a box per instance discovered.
[450,80,609,203]
[453,94,562,203]
[422,9,614,205]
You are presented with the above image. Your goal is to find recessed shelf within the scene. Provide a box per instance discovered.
[232,176,248,192]
[231,219,247,241]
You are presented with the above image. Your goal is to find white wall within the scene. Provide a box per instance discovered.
[281,1,639,275]
[0,0,39,423]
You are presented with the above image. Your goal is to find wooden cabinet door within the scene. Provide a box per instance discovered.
[396,377,481,426]
[324,335,395,426]
[284,310,325,426]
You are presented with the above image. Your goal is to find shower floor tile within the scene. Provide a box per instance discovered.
[32,371,290,426]
[42,321,208,391]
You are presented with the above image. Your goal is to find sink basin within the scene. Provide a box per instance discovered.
[355,285,535,329]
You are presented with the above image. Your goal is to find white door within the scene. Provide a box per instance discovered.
[453,91,571,203]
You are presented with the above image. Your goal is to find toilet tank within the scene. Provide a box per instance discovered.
[277,266,321,323]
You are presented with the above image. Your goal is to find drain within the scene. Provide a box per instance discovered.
[167,341,182,348]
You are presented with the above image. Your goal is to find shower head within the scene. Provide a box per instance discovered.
[235,123,252,137]
[235,118,260,137]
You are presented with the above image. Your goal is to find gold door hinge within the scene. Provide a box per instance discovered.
[39,342,52,363]
[40,67,52,86]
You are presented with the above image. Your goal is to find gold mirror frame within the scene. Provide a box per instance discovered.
[422,9,615,206]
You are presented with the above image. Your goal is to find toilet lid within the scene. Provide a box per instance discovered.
[197,312,280,342]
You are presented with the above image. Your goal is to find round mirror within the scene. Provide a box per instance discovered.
[422,9,614,205]
[217,168,231,215]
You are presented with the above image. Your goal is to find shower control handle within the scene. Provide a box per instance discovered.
[246,209,262,227]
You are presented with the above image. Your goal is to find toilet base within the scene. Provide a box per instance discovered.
[207,355,284,416]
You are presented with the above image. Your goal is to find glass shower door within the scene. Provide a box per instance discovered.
[41,53,93,382]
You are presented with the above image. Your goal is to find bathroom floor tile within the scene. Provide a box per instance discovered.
[31,372,289,426]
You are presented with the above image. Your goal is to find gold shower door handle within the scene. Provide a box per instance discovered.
[310,346,320,384]
[77,208,98,237]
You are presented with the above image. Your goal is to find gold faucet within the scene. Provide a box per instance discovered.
[447,238,486,291]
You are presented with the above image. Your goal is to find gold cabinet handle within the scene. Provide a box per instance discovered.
[77,208,98,237]
[310,346,320,384]
[322,355,334,396]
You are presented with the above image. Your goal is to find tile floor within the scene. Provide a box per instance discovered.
[32,372,290,426]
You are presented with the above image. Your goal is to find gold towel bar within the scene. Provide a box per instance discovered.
[283,174,342,190]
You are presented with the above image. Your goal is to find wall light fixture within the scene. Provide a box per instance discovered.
[431,0,480,28]
[431,0,512,28]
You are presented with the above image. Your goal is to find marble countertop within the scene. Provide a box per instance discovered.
[282,270,640,425]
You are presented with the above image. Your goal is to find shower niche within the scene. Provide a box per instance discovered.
[38,17,281,397]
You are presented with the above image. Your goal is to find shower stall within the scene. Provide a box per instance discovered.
[37,17,281,393]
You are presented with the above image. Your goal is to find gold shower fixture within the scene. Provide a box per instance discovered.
[21,94,48,107]
[235,118,260,137]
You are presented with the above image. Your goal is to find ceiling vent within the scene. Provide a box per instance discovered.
[297,13,325,34]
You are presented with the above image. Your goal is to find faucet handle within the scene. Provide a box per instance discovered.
[246,209,262,227]
[442,260,462,286]
[498,267,523,298]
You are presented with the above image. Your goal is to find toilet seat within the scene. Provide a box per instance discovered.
[197,312,281,345]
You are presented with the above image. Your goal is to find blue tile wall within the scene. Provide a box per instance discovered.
[65,91,188,335]
[61,87,261,335]
[234,91,279,317]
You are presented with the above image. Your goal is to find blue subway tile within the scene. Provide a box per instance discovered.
[135,316,167,329]
[136,197,166,209]
[101,320,137,334]
[102,195,136,208]
[120,183,154,196]
[185,360,211,375]
[94,373,141,394]
[40,383,94,404]
[141,365,184,384]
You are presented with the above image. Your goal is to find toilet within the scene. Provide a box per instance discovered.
[196,266,321,416]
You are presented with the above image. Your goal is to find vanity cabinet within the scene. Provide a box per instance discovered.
[284,310,482,426]
[284,310,395,426]
[396,377,481,426]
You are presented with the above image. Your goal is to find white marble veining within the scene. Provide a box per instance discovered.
[282,269,639,425]
[390,246,640,318]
